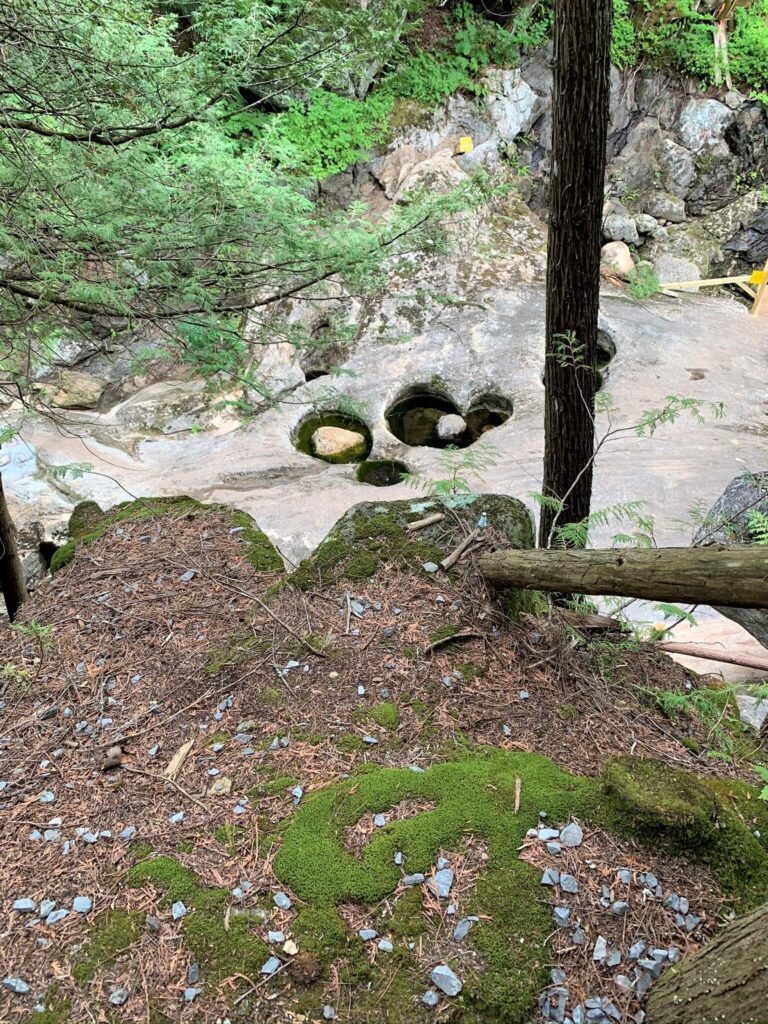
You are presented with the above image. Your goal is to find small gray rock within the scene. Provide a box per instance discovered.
[73,896,92,914]
[541,868,560,886]
[629,940,646,959]
[422,562,440,574]
[119,826,137,841]
[273,892,292,910]
[359,928,378,941]
[572,927,586,945]
[168,811,185,825]
[373,813,386,827]
[538,827,560,842]
[403,873,425,887]
[260,956,281,975]
[429,868,454,899]
[3,977,30,995]
[323,1007,337,1020]
[453,916,478,941]
[394,851,404,866]
[46,908,69,925]
[109,987,129,1006]
[12,899,37,913]
[171,901,187,921]
[560,874,579,894]
[145,914,161,933]
[422,990,440,1007]
[39,899,56,918]
[554,906,571,928]
[560,822,584,848]
[378,939,394,953]
[547,841,562,855]
[184,988,202,1002]
[431,964,462,997]
[38,790,55,804]
[611,901,629,916]
[593,936,608,962]
[268,931,285,943]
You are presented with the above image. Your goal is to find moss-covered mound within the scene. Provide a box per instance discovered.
[51,496,283,575]
[602,756,768,908]
[290,494,534,590]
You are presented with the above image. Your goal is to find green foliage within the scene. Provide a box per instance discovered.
[369,701,401,730]
[753,764,768,803]
[264,90,394,178]
[611,0,637,68]
[627,264,661,300]
[748,510,768,545]
[403,441,498,505]
[72,910,143,985]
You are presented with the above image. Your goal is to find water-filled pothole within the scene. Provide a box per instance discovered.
[356,460,410,487]
[294,411,372,464]
[385,386,513,449]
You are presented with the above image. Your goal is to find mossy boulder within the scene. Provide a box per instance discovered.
[290,494,534,591]
[602,756,768,908]
[50,497,283,575]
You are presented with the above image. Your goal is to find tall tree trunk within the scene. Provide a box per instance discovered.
[0,472,27,622]
[539,0,612,548]
[646,903,768,1024]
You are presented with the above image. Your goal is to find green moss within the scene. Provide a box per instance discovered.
[369,702,401,731]
[505,589,550,623]
[50,497,282,579]
[252,774,300,797]
[430,624,459,644]
[126,856,269,983]
[275,749,594,1020]
[455,662,483,682]
[294,412,372,464]
[336,733,365,753]
[176,840,195,854]
[231,509,284,572]
[206,634,272,674]
[35,987,70,1023]
[559,704,578,722]
[601,756,768,908]
[131,841,153,862]
[205,732,231,747]
[214,823,245,855]
[72,910,144,985]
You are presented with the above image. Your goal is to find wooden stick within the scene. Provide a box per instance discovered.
[657,642,768,673]
[406,512,445,533]
[423,631,483,655]
[440,529,480,571]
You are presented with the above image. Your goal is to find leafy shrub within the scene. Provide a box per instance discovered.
[627,264,660,300]
[264,90,393,179]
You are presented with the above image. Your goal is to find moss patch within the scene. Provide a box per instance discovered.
[369,701,401,731]
[275,749,593,1021]
[289,495,533,592]
[51,497,282,577]
[601,756,768,908]
[126,856,269,983]
[72,910,144,986]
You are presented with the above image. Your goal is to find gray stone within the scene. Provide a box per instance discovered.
[572,927,586,945]
[119,825,137,841]
[73,896,92,914]
[658,139,696,197]
[485,68,541,143]
[38,790,55,804]
[601,241,635,278]
[40,898,57,916]
[618,869,632,885]
[3,978,30,995]
[541,868,560,886]
[184,988,202,1002]
[109,987,129,1006]
[260,956,281,975]
[403,873,425,887]
[431,964,462,997]
[273,892,292,910]
[560,874,579,894]
[268,931,285,944]
[654,254,700,291]
[453,916,478,941]
[145,914,161,933]
[538,827,560,841]
[560,822,584,848]
[171,901,187,921]
[644,192,686,223]
[612,901,629,916]
[554,906,571,928]
[323,1007,337,1021]
[547,842,562,855]
[422,990,440,1007]
[634,214,660,237]
[429,868,454,899]
[603,213,640,246]
[394,851,404,866]
[46,908,69,925]
[168,811,185,825]
[13,898,37,913]
[683,913,701,932]
[615,974,633,993]
[373,813,386,827]
[378,939,394,952]
[593,936,608,962]
[629,940,646,959]
[678,99,735,152]
[436,414,467,441]
[359,928,378,941]
[422,562,439,574]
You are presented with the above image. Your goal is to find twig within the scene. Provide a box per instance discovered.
[423,631,483,655]
[121,764,208,813]
[440,529,480,571]
[406,512,445,533]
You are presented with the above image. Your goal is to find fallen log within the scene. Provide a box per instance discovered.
[657,642,768,673]
[478,545,768,609]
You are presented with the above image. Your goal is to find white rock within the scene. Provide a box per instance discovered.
[678,99,735,152]
[485,68,541,143]
[601,242,635,279]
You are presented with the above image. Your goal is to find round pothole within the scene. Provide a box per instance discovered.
[294,411,372,464]
[386,386,513,449]
[355,460,410,488]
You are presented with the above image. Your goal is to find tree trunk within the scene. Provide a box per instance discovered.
[539,0,613,548]
[646,903,768,1024]
[478,545,768,609]
[0,472,27,622]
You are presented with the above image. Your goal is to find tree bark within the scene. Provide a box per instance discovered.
[0,472,27,622]
[478,545,768,609]
[646,903,768,1024]
[539,0,613,548]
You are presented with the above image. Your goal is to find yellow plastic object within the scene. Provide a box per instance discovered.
[749,269,766,285]
[458,136,474,154]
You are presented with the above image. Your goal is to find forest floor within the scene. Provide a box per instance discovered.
[0,500,766,1024]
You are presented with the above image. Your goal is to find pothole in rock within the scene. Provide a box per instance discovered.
[294,411,372,464]
[386,386,513,448]
[540,330,617,391]
[356,459,410,488]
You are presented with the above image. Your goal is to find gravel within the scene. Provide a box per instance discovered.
[403,873,425,886]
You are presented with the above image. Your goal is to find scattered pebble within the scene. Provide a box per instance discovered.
[422,990,439,1007]
[260,957,281,975]
[374,813,387,828]
[171,901,188,921]
[323,1007,337,1020]
[560,874,579,894]
[560,822,584,848]
[3,978,30,995]
[108,987,129,1006]
[431,964,462,997]
[12,899,37,913]
[394,851,404,866]
[541,868,560,886]
[453,916,478,941]
[273,892,292,911]
[378,939,394,953]
[46,909,69,925]
[38,790,55,804]
[268,931,285,944]
[168,811,185,825]
[359,928,378,941]
[184,988,202,1002]
[428,868,454,899]
[403,873,425,887]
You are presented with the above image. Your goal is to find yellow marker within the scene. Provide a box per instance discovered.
[749,269,766,286]
[458,136,474,154]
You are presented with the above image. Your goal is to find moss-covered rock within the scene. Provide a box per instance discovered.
[290,494,534,591]
[50,497,282,575]
[602,756,768,908]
